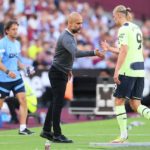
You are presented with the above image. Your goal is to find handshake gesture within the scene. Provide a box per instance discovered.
[94,48,105,59]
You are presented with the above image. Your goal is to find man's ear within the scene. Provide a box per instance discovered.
[5,30,8,35]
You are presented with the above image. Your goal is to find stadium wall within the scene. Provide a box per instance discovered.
[79,0,150,20]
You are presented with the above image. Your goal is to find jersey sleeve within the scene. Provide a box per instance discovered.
[17,41,21,53]
[17,41,22,62]
[0,40,5,59]
[118,26,128,48]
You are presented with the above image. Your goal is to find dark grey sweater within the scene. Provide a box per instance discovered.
[52,30,95,74]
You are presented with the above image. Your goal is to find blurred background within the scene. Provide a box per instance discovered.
[0,0,150,128]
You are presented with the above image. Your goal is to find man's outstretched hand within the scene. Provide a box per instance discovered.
[94,49,105,60]
[101,40,110,52]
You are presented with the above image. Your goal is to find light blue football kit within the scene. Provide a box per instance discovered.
[0,36,25,98]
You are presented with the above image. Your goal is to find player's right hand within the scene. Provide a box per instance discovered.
[8,71,16,78]
[113,71,120,85]
[24,66,35,76]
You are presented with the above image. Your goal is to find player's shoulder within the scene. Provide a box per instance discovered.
[15,40,20,45]
[128,22,140,28]
[119,22,134,34]
[119,22,130,30]
[0,36,6,43]
[0,36,7,47]
[119,24,127,32]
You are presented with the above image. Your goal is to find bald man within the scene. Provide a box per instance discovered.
[40,12,104,143]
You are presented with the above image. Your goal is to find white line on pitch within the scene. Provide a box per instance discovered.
[89,142,150,147]
[0,133,150,137]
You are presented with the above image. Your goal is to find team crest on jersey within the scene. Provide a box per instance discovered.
[118,33,125,43]
[119,33,125,39]
[9,53,18,58]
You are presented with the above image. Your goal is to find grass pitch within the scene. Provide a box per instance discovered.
[0,116,149,150]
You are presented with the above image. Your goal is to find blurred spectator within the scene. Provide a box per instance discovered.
[32,40,54,69]
[0,22,4,38]
[28,38,43,60]
[142,19,150,49]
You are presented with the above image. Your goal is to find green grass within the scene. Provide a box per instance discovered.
[0,116,149,150]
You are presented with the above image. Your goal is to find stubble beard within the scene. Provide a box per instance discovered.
[71,28,81,34]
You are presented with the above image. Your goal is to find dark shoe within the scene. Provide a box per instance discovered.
[40,130,53,141]
[19,128,35,135]
[53,134,73,143]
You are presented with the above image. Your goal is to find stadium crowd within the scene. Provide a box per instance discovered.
[0,0,150,71]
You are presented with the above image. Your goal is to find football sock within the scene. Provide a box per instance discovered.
[115,105,128,139]
[137,105,150,119]
[20,124,26,131]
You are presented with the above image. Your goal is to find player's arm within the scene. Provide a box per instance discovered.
[18,60,35,76]
[114,44,128,84]
[0,43,8,73]
[0,58,16,78]
[114,26,128,84]
[114,45,128,74]
[18,60,26,70]
[0,58,9,73]
[0,41,16,78]
[101,40,119,54]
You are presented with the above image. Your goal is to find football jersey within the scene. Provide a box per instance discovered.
[0,36,22,82]
[118,22,145,77]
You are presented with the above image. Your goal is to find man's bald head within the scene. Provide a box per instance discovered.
[68,12,82,24]
[67,12,83,34]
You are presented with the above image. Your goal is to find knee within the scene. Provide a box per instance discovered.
[129,100,140,112]
[19,96,27,107]
[129,101,135,111]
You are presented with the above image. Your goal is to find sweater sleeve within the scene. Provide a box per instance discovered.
[62,35,77,55]
[75,50,95,58]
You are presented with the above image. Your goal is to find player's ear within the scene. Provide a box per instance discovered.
[5,29,8,35]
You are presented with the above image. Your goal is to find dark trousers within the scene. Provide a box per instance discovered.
[43,66,68,136]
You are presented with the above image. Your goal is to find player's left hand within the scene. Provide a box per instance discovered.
[113,71,120,85]
[94,49,105,60]
[24,66,35,76]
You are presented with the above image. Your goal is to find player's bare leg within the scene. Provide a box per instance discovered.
[16,92,27,125]
[0,99,4,108]
[16,92,34,135]
[130,99,150,119]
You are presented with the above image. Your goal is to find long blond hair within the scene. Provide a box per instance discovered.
[113,5,133,21]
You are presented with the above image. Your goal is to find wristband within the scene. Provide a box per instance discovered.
[6,69,10,74]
